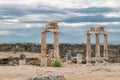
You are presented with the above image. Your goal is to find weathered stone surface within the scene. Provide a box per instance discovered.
[86,26,108,64]
[0,57,40,66]
[41,22,59,66]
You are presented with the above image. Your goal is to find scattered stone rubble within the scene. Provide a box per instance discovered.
[21,75,65,80]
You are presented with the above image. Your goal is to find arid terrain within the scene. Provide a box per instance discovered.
[0,62,120,80]
[0,52,120,80]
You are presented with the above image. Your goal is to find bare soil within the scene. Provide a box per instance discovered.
[0,52,120,80]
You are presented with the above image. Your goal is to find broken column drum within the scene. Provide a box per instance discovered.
[19,54,26,65]
[66,52,72,64]
[77,53,83,64]
[86,26,108,64]
[41,22,60,66]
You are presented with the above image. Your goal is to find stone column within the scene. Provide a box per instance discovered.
[86,33,91,64]
[95,34,100,61]
[41,32,47,66]
[54,32,59,59]
[104,34,108,60]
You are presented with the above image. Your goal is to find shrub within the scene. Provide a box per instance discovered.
[52,59,61,67]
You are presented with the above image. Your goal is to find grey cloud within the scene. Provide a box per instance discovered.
[0,5,27,17]
[59,15,120,23]
[0,4,66,16]
[0,4,67,23]
[66,7,120,14]
[20,20,47,23]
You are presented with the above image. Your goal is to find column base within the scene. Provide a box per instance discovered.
[86,61,92,66]
[86,56,91,65]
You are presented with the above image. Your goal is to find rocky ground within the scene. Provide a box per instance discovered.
[0,51,120,80]
[0,63,120,80]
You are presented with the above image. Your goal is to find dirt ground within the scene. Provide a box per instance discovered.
[0,52,120,80]
[0,64,120,80]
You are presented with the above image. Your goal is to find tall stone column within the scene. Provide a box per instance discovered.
[41,32,47,66]
[95,34,100,61]
[86,33,91,64]
[54,32,59,59]
[104,34,108,60]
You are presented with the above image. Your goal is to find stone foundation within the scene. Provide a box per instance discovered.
[0,57,40,66]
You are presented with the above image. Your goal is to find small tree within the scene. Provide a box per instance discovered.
[52,59,61,67]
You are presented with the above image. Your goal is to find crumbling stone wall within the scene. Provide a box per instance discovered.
[0,57,40,66]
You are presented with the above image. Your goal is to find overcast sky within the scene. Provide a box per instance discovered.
[0,0,120,44]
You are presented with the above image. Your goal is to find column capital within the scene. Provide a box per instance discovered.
[54,32,59,34]
[95,33,100,35]
[42,31,46,34]
[104,33,108,36]
[87,33,91,35]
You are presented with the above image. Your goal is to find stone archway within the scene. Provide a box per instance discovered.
[86,26,108,65]
[41,22,59,66]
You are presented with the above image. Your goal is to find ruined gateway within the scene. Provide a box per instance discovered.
[41,22,59,66]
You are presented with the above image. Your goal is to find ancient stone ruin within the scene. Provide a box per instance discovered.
[1,22,120,67]
[41,22,59,66]
[86,26,108,65]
